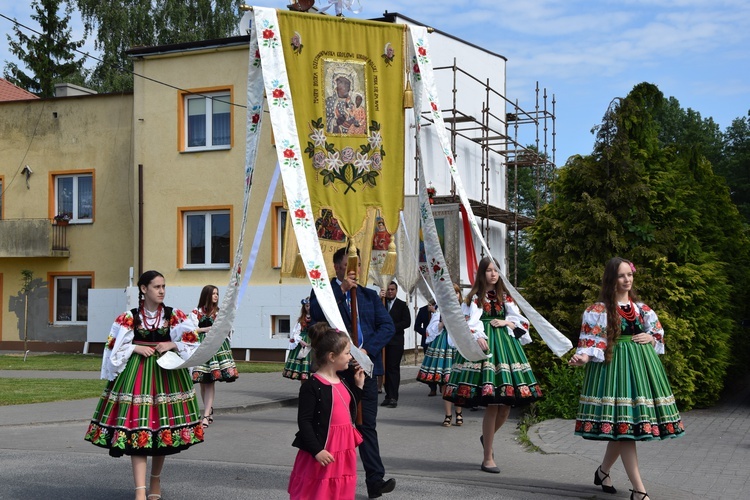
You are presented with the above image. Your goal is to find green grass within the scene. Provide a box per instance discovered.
[0,354,282,406]
[0,378,106,406]
[0,353,284,373]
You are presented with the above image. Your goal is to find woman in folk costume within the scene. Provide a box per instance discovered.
[191,285,239,429]
[569,257,684,500]
[443,257,542,474]
[417,283,483,427]
[84,270,203,500]
[283,297,313,381]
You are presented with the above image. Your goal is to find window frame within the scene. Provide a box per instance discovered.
[47,272,94,325]
[271,314,291,339]
[272,203,287,269]
[49,170,95,224]
[178,206,233,270]
[178,86,234,152]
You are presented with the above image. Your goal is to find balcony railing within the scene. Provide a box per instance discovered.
[0,219,70,257]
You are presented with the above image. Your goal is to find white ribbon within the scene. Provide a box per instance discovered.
[317,0,363,16]
[407,25,572,358]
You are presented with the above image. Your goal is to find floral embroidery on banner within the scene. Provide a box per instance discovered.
[280,140,302,169]
[411,56,421,81]
[248,105,262,133]
[414,38,429,64]
[291,31,303,55]
[260,20,279,49]
[270,80,289,108]
[252,48,261,68]
[306,118,385,193]
[307,263,327,289]
[430,257,446,281]
[382,42,395,66]
[291,200,312,229]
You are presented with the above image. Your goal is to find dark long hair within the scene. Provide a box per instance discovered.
[465,256,507,305]
[308,322,350,368]
[197,285,219,318]
[137,270,164,305]
[297,297,310,325]
[599,257,639,363]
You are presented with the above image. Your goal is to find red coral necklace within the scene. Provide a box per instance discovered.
[141,304,163,330]
[617,299,637,322]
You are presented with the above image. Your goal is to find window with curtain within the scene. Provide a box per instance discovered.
[183,209,231,268]
[53,275,92,324]
[185,91,231,151]
[55,173,93,222]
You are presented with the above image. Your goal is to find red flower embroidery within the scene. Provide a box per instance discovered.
[212,369,221,379]
[591,303,606,313]
[666,423,674,434]
[272,88,284,98]
[482,385,494,396]
[283,148,295,158]
[585,339,595,347]
[262,29,274,39]
[418,47,427,56]
[194,425,204,441]
[115,313,134,328]
[596,341,607,350]
[180,428,192,444]
[601,422,612,434]
[575,420,582,432]
[413,63,420,73]
[457,385,471,398]
[652,425,661,437]
[519,386,531,397]
[432,264,440,273]
[160,429,173,447]
[618,423,630,435]
[582,323,592,334]
[294,208,306,219]
[309,269,321,279]
[106,335,116,350]
[591,325,603,336]
[642,423,651,434]
[254,50,260,58]
[170,309,187,326]
[430,102,437,111]
[251,114,260,124]
[136,430,150,448]
[505,386,515,397]
[583,422,593,432]
[182,331,198,343]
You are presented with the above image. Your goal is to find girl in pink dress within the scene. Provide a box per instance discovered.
[288,323,365,500]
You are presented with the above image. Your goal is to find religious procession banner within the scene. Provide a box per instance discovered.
[276,10,405,239]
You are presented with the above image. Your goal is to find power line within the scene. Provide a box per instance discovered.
[0,12,248,109]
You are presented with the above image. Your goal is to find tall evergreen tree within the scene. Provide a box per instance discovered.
[76,0,240,92]
[524,83,749,410]
[714,113,750,223]
[3,0,87,97]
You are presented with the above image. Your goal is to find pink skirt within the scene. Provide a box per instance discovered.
[288,423,363,500]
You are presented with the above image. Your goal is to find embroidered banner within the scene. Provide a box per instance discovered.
[276,10,405,240]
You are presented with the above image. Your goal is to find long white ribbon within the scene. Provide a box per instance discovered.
[408,25,572,358]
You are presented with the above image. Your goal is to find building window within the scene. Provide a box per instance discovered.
[52,274,92,324]
[271,315,291,339]
[182,209,231,269]
[272,204,287,268]
[181,89,232,151]
[53,172,93,223]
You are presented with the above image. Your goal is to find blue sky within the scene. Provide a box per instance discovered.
[2,0,749,166]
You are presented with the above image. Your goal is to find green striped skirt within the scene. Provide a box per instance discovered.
[417,330,456,385]
[443,323,542,407]
[283,332,312,380]
[191,337,239,383]
[575,336,685,441]
[85,347,203,456]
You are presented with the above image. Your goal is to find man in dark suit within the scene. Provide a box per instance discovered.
[310,247,396,499]
[414,300,438,396]
[380,281,411,408]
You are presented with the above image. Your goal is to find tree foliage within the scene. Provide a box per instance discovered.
[714,113,750,223]
[75,0,240,92]
[523,82,750,410]
[3,0,87,97]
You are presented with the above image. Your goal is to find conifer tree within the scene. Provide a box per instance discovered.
[524,83,749,410]
[3,0,87,97]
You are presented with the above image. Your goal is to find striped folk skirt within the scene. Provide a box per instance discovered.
[575,336,685,441]
[191,337,239,383]
[283,332,313,381]
[443,323,542,408]
[85,349,204,456]
[416,330,456,385]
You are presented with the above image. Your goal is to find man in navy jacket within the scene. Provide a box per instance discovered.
[310,247,396,498]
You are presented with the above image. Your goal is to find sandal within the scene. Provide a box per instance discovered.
[148,473,161,500]
[207,407,214,425]
[442,414,452,427]
[201,416,210,428]
[455,411,463,426]
[135,485,146,499]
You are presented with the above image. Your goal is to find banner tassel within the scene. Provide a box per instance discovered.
[380,240,398,276]
[403,80,414,109]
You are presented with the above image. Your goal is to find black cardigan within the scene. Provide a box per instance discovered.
[291,373,362,457]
